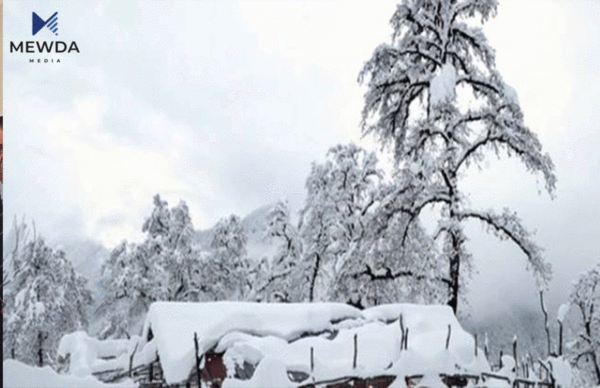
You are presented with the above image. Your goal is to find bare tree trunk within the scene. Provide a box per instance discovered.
[539,290,552,356]
[309,253,321,302]
[584,320,600,384]
[38,331,44,367]
[592,352,600,386]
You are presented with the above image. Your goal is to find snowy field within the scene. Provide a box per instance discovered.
[3,359,136,388]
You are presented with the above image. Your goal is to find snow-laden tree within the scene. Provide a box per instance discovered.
[3,237,92,367]
[567,263,600,384]
[3,216,32,307]
[359,0,556,312]
[333,177,448,308]
[3,217,32,360]
[299,143,381,302]
[100,194,198,334]
[200,215,251,301]
[253,200,305,302]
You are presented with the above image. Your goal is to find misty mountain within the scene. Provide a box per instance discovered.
[193,202,280,263]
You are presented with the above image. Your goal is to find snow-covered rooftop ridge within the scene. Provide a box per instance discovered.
[136,301,482,385]
[57,331,139,377]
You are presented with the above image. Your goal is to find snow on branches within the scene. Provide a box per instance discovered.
[253,200,305,302]
[4,237,92,367]
[358,0,555,312]
[100,195,198,331]
[201,215,251,301]
[299,144,381,302]
[567,263,600,384]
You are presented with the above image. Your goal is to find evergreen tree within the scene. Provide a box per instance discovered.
[359,0,555,312]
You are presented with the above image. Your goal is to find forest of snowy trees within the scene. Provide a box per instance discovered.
[2,0,600,386]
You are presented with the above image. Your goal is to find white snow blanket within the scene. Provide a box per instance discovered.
[57,331,139,377]
[134,301,488,385]
[430,63,457,105]
[3,359,136,388]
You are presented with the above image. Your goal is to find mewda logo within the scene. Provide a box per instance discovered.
[9,11,79,63]
[32,12,58,36]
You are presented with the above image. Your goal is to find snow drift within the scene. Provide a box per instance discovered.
[3,359,136,388]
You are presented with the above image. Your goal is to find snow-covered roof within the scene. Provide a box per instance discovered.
[135,301,361,383]
[57,331,139,377]
[134,301,489,385]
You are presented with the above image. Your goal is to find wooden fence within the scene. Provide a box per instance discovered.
[90,318,558,388]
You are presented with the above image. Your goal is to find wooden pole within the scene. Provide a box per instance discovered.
[445,324,451,350]
[499,350,503,369]
[513,336,518,376]
[194,332,202,388]
[404,328,409,350]
[558,320,563,356]
[129,343,138,378]
[399,314,405,351]
[310,347,314,373]
[353,333,358,370]
[484,333,489,361]
[474,334,478,357]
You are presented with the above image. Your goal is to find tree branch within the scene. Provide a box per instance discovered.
[352,264,452,287]
[456,76,499,95]
[457,209,550,283]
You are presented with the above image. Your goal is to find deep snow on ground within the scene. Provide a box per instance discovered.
[3,359,136,388]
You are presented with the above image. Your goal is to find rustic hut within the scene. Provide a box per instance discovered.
[128,302,490,388]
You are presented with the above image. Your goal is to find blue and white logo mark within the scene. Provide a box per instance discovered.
[32,12,58,36]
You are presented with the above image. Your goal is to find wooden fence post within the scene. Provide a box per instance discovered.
[513,336,518,376]
[445,324,451,350]
[558,320,563,356]
[353,333,358,370]
[129,343,138,378]
[484,333,489,362]
[194,332,202,388]
[399,314,404,351]
[310,347,314,373]
[474,334,478,357]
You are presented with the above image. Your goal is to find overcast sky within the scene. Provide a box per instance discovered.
[4,0,600,318]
